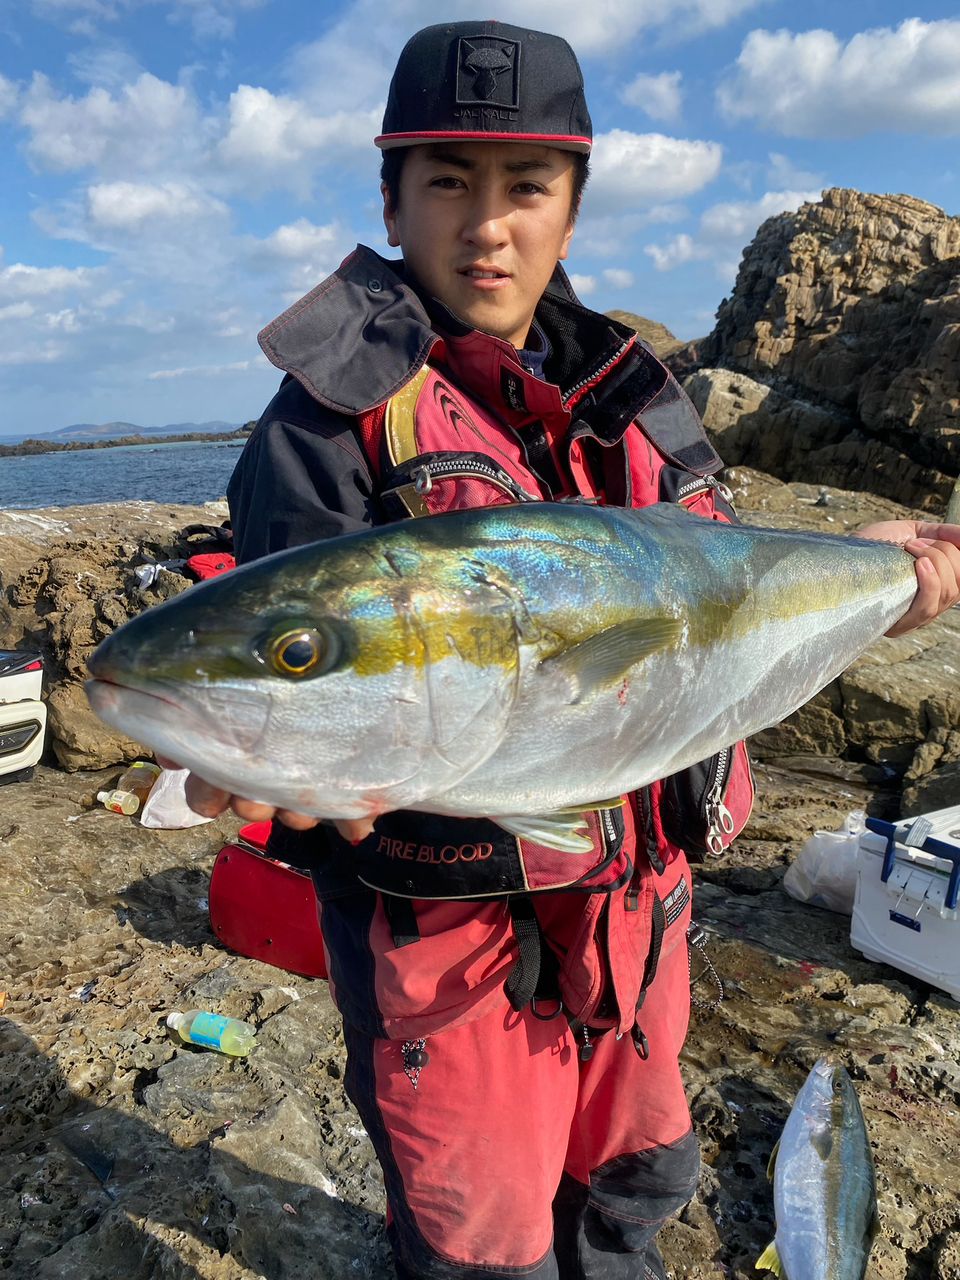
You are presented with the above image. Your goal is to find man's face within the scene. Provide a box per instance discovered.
[382,141,577,350]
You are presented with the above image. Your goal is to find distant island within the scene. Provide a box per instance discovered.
[0,424,256,459]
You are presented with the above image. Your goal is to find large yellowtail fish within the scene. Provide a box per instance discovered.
[86,503,916,848]
[757,1057,878,1278]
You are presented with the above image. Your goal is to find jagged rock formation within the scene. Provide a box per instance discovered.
[605,309,684,359]
[677,189,960,511]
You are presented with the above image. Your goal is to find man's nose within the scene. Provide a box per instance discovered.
[461,194,510,249]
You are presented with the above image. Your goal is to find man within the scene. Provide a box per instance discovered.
[185,21,960,1279]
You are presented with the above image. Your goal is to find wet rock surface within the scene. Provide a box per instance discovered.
[2,494,959,1278]
[0,502,231,771]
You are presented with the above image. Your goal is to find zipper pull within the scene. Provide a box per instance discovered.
[704,474,735,504]
[413,465,434,495]
[705,790,735,857]
[631,1024,649,1059]
[579,1026,594,1062]
[704,748,735,858]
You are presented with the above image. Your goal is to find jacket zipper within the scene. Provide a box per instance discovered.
[387,458,541,505]
[676,474,735,505]
[562,341,632,408]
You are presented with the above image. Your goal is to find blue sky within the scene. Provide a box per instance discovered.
[1,1,958,436]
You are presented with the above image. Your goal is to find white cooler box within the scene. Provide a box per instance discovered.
[851,809,960,1001]
[0,649,46,781]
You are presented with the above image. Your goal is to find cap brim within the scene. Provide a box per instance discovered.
[375,130,592,153]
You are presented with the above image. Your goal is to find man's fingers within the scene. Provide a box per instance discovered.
[887,539,960,636]
[183,772,234,817]
[274,808,322,831]
[333,816,376,844]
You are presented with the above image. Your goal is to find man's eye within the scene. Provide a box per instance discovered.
[514,182,545,196]
[431,176,464,189]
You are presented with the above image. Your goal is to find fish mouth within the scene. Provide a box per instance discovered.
[86,677,270,758]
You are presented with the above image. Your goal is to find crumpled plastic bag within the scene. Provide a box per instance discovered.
[139,767,214,829]
[782,810,866,915]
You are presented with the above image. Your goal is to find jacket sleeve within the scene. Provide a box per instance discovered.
[227,375,378,565]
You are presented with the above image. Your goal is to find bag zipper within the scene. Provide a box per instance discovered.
[704,747,736,857]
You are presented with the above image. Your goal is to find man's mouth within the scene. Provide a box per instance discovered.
[460,267,510,280]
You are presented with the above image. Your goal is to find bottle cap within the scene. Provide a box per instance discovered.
[166,1011,184,1029]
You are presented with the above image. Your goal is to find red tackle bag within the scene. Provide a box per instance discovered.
[209,822,328,978]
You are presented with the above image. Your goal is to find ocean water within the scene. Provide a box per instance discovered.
[0,438,247,510]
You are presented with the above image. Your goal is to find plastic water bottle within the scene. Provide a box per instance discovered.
[166,1009,257,1057]
[97,788,140,815]
[98,762,161,815]
[117,761,161,805]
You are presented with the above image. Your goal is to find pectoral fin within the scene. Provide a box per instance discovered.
[810,1122,833,1162]
[755,1241,783,1276]
[766,1138,780,1180]
[498,799,625,853]
[498,812,594,853]
[543,618,682,703]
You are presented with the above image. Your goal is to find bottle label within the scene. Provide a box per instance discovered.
[188,1012,230,1048]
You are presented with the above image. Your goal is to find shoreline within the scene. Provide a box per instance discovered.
[0,427,253,459]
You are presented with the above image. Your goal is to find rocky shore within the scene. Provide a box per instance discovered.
[1,483,959,1279]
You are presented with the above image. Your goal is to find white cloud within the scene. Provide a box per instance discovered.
[568,273,596,296]
[246,218,347,293]
[148,359,253,380]
[0,75,19,120]
[699,189,821,242]
[645,233,710,272]
[168,0,266,41]
[30,0,266,40]
[0,256,100,300]
[21,72,205,175]
[718,19,960,137]
[87,181,228,229]
[645,188,821,279]
[284,0,766,105]
[574,206,686,259]
[257,219,339,261]
[519,0,765,51]
[0,302,36,322]
[0,341,65,366]
[621,72,683,124]
[588,130,722,214]
[218,85,380,189]
[766,152,824,191]
[602,268,635,289]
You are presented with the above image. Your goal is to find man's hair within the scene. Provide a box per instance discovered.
[380,149,591,222]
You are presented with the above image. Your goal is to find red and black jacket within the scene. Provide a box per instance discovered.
[226,246,753,1034]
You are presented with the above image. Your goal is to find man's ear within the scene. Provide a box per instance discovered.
[558,216,576,262]
[381,181,401,248]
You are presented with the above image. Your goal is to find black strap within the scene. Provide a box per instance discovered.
[635,891,667,1014]
[381,894,420,949]
[638,787,665,875]
[504,895,543,1011]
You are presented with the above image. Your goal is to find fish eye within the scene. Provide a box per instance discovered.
[266,628,331,678]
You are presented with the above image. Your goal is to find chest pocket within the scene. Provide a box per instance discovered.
[374,365,547,519]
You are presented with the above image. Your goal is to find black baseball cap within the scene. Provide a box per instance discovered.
[375,20,592,154]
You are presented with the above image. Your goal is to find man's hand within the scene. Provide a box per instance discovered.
[857,520,960,637]
[155,756,376,841]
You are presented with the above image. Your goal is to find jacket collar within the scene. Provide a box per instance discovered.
[258,244,639,417]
